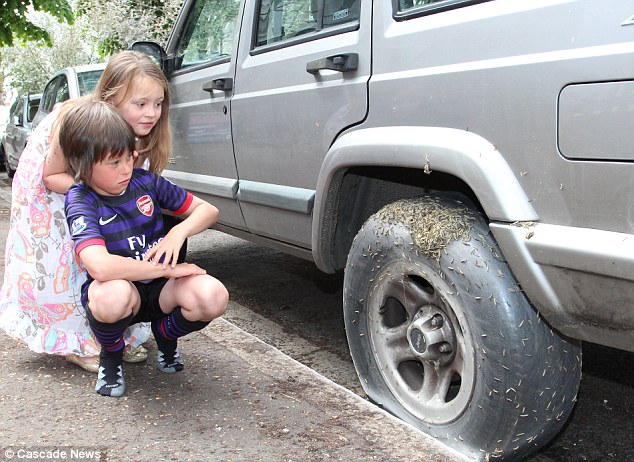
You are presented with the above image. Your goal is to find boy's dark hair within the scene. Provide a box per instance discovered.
[59,98,136,184]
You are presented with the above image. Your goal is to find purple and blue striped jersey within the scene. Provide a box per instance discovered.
[65,169,193,262]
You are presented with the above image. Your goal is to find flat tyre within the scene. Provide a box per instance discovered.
[343,195,581,461]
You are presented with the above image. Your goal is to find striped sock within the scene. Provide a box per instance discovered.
[85,308,133,397]
[151,308,209,373]
[85,308,133,353]
[152,307,209,347]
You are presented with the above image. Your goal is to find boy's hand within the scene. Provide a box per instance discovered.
[143,224,188,268]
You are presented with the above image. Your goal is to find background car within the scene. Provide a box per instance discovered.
[1,93,42,177]
[32,63,106,129]
[0,104,8,172]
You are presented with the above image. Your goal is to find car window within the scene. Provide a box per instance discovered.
[397,0,490,16]
[399,0,444,10]
[8,99,19,121]
[40,77,60,114]
[27,97,40,122]
[10,98,24,125]
[55,76,70,104]
[78,70,105,96]
[256,0,360,46]
[176,0,241,69]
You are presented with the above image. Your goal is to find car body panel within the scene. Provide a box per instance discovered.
[134,0,634,351]
[230,0,370,247]
[1,93,41,174]
[360,0,634,351]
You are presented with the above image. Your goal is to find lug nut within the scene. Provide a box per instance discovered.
[438,342,453,353]
[430,314,444,327]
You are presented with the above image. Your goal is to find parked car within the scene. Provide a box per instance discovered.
[0,107,8,172]
[32,63,106,129]
[132,0,634,460]
[1,93,41,177]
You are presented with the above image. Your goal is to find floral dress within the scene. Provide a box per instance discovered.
[0,109,150,356]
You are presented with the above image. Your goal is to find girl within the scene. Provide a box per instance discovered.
[0,51,172,373]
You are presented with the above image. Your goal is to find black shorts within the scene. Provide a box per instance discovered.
[81,278,170,324]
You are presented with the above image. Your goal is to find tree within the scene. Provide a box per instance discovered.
[77,0,183,57]
[1,0,75,96]
[0,0,74,47]
[2,0,183,96]
[3,9,97,95]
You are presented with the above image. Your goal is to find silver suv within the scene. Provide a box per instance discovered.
[134,0,634,459]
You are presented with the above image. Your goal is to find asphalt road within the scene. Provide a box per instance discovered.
[0,171,632,461]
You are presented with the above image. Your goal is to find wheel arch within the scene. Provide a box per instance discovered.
[312,126,538,273]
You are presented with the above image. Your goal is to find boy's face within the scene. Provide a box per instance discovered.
[89,151,136,196]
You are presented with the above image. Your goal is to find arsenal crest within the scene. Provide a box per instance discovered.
[136,195,154,217]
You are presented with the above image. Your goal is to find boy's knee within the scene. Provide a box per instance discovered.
[209,282,229,318]
[195,280,228,321]
[88,280,137,322]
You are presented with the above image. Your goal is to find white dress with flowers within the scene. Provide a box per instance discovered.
[0,109,150,356]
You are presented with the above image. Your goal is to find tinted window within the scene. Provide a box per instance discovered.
[256,0,360,46]
[399,0,445,10]
[397,0,490,16]
[176,0,241,69]
[10,98,24,125]
[55,76,70,104]
[78,70,104,95]
[27,97,40,122]
[40,77,60,113]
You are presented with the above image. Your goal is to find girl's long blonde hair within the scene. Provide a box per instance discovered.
[91,50,172,174]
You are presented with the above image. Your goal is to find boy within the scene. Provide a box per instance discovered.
[62,99,228,397]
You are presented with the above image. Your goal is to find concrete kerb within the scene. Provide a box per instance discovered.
[203,315,470,462]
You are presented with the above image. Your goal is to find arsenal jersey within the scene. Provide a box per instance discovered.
[65,169,193,263]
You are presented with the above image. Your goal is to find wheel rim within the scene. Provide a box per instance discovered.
[368,260,476,424]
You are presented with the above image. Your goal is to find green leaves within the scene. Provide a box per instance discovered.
[2,0,182,94]
[0,0,74,47]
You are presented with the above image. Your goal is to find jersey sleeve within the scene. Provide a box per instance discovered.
[152,173,194,215]
[64,185,106,255]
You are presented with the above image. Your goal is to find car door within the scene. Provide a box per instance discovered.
[161,0,246,230]
[4,97,25,165]
[11,96,33,161]
[231,0,370,248]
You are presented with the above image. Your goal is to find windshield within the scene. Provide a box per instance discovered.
[77,70,104,96]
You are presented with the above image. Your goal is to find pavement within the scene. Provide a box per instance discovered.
[0,189,469,461]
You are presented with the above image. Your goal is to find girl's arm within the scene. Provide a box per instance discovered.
[42,137,74,193]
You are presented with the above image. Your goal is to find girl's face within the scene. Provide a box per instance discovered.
[90,151,136,196]
[112,77,164,138]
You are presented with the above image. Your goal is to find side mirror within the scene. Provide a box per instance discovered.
[11,115,21,126]
[129,41,171,74]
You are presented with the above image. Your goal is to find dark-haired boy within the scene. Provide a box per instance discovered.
[63,99,228,397]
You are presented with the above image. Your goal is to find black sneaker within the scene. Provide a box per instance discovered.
[95,349,125,397]
[157,343,184,374]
